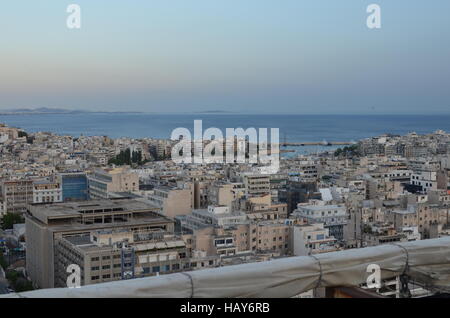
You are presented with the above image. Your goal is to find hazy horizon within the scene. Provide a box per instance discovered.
[1,1,449,114]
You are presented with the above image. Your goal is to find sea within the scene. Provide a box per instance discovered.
[1,113,450,156]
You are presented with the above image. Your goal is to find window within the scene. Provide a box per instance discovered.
[102,256,110,260]
[152,266,160,273]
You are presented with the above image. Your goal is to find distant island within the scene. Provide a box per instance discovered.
[0,107,87,115]
[0,108,143,115]
[193,110,237,114]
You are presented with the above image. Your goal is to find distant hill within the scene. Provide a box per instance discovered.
[0,107,88,114]
[194,110,237,114]
[0,108,145,115]
[0,107,87,114]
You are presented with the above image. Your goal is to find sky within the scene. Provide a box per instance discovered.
[0,0,449,114]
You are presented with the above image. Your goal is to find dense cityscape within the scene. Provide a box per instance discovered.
[1,122,450,297]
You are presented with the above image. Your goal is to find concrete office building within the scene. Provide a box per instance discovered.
[54,229,191,287]
[25,198,170,288]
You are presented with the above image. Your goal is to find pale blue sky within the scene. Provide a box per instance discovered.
[0,1,449,114]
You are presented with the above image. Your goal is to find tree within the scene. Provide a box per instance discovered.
[1,212,24,230]
[109,148,144,166]
[6,270,34,292]
[334,144,360,157]
[18,131,28,138]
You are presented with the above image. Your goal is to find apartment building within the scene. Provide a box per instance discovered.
[291,223,337,256]
[243,174,271,197]
[387,204,441,239]
[187,220,291,258]
[254,222,291,255]
[207,182,245,208]
[269,173,288,202]
[88,167,139,199]
[363,223,407,247]
[245,196,288,221]
[32,179,62,204]
[146,184,193,218]
[176,206,247,232]
[292,202,348,241]
[0,124,20,140]
[1,179,33,214]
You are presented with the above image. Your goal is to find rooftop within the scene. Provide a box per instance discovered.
[27,198,164,225]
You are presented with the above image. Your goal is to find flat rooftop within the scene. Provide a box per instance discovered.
[28,198,163,224]
[391,209,416,215]
[298,205,345,211]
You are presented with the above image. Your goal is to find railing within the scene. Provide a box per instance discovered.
[2,236,450,298]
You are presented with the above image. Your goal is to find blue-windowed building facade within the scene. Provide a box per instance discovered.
[60,173,89,201]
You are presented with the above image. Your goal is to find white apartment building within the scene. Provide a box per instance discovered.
[32,179,63,204]
[410,170,438,192]
[177,206,247,231]
[291,202,347,241]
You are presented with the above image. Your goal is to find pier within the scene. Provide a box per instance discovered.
[281,141,355,147]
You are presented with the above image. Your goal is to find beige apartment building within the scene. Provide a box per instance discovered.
[186,219,291,257]
[146,184,193,218]
[88,167,139,199]
[208,182,245,208]
[25,198,171,288]
[0,124,20,140]
[243,174,271,197]
[1,179,34,214]
[387,203,441,239]
[291,223,338,256]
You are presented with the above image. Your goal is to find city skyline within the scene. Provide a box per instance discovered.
[0,1,450,114]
